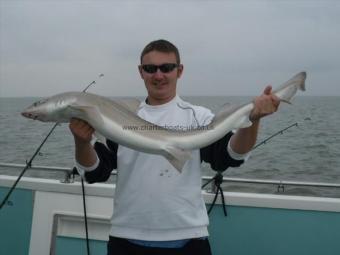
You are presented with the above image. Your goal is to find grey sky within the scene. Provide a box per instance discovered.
[0,0,339,97]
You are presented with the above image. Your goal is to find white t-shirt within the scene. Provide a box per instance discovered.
[110,95,213,241]
[77,95,247,241]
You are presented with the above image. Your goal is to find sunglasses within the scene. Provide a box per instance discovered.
[141,63,179,74]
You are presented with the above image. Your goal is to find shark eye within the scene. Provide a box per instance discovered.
[33,99,47,107]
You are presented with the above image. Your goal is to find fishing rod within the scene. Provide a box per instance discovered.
[252,122,299,150]
[204,118,310,216]
[0,74,104,210]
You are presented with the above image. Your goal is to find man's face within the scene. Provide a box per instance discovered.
[139,50,183,105]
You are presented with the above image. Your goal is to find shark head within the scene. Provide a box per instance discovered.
[21,92,78,122]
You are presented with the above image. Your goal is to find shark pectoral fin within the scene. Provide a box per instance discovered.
[93,131,106,143]
[163,146,192,173]
[67,105,104,126]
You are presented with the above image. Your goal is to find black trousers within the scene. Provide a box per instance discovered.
[107,236,212,255]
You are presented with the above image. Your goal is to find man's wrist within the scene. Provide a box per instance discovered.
[75,155,100,176]
[227,139,251,161]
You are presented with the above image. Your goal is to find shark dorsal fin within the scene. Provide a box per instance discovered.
[212,102,254,129]
[114,98,141,113]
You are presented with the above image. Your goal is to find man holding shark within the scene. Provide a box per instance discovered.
[70,39,281,255]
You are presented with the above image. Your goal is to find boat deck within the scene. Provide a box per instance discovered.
[1,173,340,255]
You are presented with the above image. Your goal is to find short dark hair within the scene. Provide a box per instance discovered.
[140,39,181,64]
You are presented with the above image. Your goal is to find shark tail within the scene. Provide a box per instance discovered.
[274,71,307,103]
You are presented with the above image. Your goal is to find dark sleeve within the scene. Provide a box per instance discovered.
[200,132,245,172]
[84,139,118,184]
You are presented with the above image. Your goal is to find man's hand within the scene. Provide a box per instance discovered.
[230,85,280,154]
[69,118,98,168]
[249,85,280,122]
[69,118,95,144]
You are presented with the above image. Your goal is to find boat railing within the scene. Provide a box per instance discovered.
[202,176,340,193]
[1,162,339,192]
[0,162,115,184]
